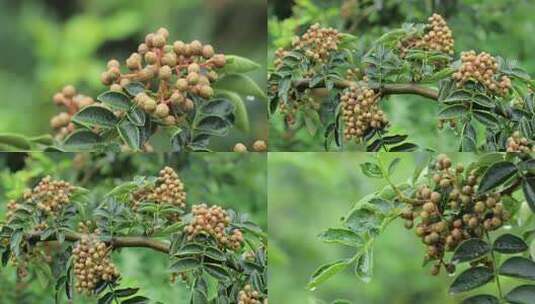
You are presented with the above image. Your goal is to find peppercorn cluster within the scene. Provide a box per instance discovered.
[23,176,74,216]
[341,85,387,142]
[50,85,95,140]
[506,131,534,152]
[6,199,19,221]
[73,233,119,294]
[238,285,264,304]
[453,51,512,96]
[132,167,187,215]
[401,154,508,276]
[185,204,243,251]
[274,23,342,68]
[399,14,454,57]
[101,27,226,126]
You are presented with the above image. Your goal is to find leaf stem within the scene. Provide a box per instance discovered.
[486,232,504,301]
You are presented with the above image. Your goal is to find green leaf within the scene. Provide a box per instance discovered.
[203,263,230,281]
[522,177,535,213]
[473,111,499,128]
[123,82,145,97]
[117,121,140,150]
[493,234,529,254]
[345,207,383,234]
[62,130,100,151]
[97,91,131,111]
[389,142,418,152]
[98,292,114,304]
[195,116,231,136]
[216,90,250,132]
[452,239,491,264]
[176,244,204,257]
[461,295,499,304]
[115,288,139,298]
[72,105,119,128]
[121,296,150,304]
[169,258,201,273]
[304,109,321,136]
[308,259,351,290]
[444,90,471,103]
[317,229,364,247]
[449,267,494,294]
[354,247,373,283]
[219,55,260,74]
[0,134,31,150]
[472,94,494,107]
[204,246,226,262]
[213,74,266,101]
[10,230,23,257]
[439,105,467,119]
[477,161,518,194]
[360,162,383,178]
[29,135,54,146]
[505,285,535,304]
[388,158,401,176]
[127,107,146,127]
[499,257,535,280]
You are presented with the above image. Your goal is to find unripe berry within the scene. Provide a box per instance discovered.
[199,85,214,99]
[188,63,201,74]
[182,99,194,112]
[155,103,170,118]
[156,27,169,39]
[107,59,120,69]
[233,143,248,153]
[53,93,65,105]
[161,53,177,67]
[152,34,166,48]
[173,41,186,55]
[138,43,149,55]
[143,98,157,112]
[159,65,173,80]
[212,54,226,68]
[163,115,176,125]
[176,78,189,92]
[110,84,122,92]
[62,85,76,98]
[253,140,267,152]
[145,52,158,65]
[170,92,184,105]
[190,40,203,55]
[202,45,215,59]
[187,72,200,85]
[101,72,112,85]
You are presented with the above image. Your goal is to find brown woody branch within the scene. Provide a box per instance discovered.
[294,79,439,101]
[27,231,170,254]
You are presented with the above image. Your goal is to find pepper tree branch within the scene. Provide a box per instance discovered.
[27,231,170,254]
[294,79,439,101]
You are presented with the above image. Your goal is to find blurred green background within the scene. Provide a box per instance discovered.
[268,152,530,304]
[0,0,267,150]
[268,0,535,151]
[0,152,267,303]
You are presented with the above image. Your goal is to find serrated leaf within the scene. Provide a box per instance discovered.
[522,177,535,213]
[117,121,140,150]
[449,267,494,294]
[121,296,150,304]
[97,91,131,111]
[72,105,118,128]
[123,82,146,96]
[452,239,491,264]
[62,130,100,151]
[204,263,230,281]
[478,161,518,194]
[318,229,364,247]
[461,295,499,304]
[345,207,383,234]
[308,259,351,290]
[194,115,231,136]
[169,258,201,273]
[360,162,383,178]
[493,234,529,254]
[439,105,467,119]
[499,256,535,280]
[505,285,535,304]
[354,247,373,283]
[127,107,146,126]
[213,74,266,101]
[219,55,260,74]
[216,90,249,132]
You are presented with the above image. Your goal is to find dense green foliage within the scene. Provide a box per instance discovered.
[268,0,535,152]
[0,0,267,152]
[0,153,267,303]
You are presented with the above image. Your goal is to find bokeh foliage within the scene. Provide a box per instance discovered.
[268,0,535,151]
[0,152,267,303]
[0,0,267,150]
